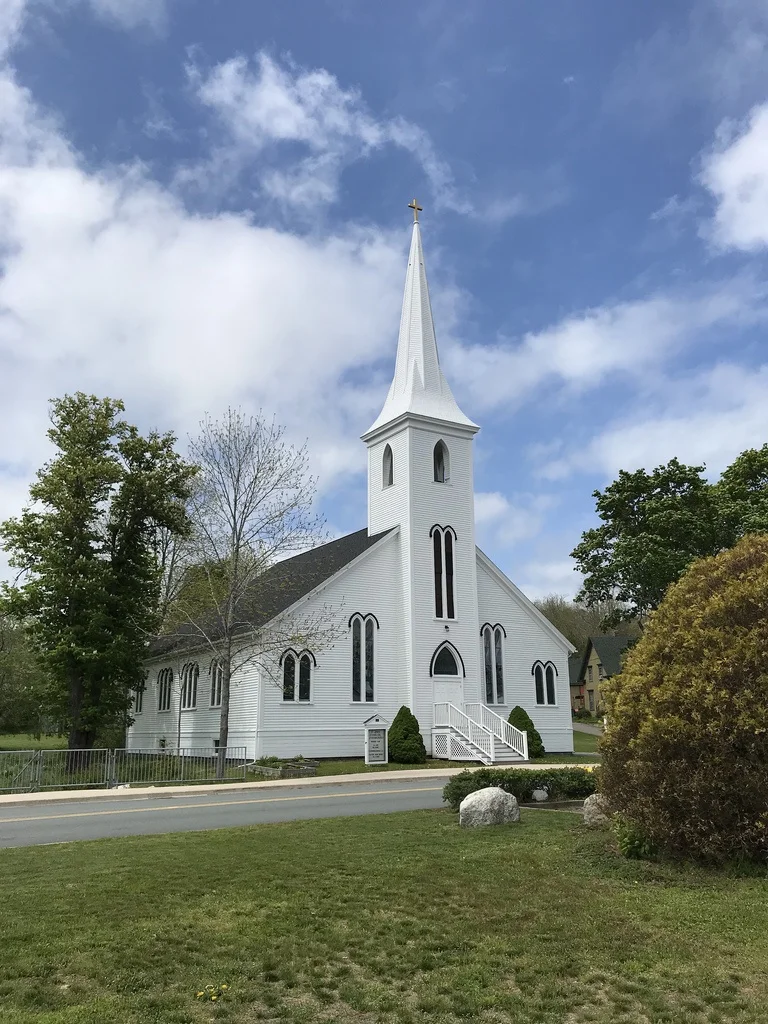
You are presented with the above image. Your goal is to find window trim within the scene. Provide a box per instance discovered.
[157,667,173,713]
[209,659,223,709]
[430,641,466,678]
[481,623,506,704]
[433,439,450,483]
[349,613,379,703]
[429,525,457,621]
[280,648,316,703]
[532,659,558,706]
[180,662,199,711]
[382,443,394,488]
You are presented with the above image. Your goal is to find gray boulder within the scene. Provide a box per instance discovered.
[531,788,548,802]
[459,786,520,828]
[582,792,610,828]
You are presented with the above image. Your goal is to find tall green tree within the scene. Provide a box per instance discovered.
[534,594,640,651]
[716,443,768,541]
[0,394,196,749]
[571,459,727,626]
[0,614,50,735]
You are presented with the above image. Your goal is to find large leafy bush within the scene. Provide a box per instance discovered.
[508,705,545,757]
[443,766,596,811]
[600,534,768,863]
[388,705,427,764]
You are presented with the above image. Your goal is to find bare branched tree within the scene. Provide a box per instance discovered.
[163,409,343,774]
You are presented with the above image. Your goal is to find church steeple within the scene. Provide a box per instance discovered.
[362,211,478,440]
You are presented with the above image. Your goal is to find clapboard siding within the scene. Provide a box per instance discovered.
[476,555,574,753]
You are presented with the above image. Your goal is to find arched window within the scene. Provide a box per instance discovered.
[430,641,465,677]
[281,650,315,702]
[134,675,146,714]
[157,667,173,712]
[180,662,199,710]
[481,624,506,704]
[350,613,378,702]
[433,440,450,482]
[532,660,557,706]
[209,659,223,708]
[382,444,393,487]
[430,525,457,619]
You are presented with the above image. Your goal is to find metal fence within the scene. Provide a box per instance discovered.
[0,746,248,794]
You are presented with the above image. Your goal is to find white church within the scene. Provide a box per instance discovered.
[128,211,575,763]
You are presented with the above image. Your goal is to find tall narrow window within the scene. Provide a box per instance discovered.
[382,444,393,487]
[433,440,449,482]
[534,664,545,705]
[134,678,145,714]
[483,628,494,703]
[158,668,173,712]
[545,664,556,705]
[365,617,374,702]
[494,628,505,704]
[283,655,295,701]
[210,660,223,708]
[433,530,444,618]
[350,614,377,702]
[299,655,311,702]
[281,650,314,702]
[180,662,199,710]
[533,660,557,706]
[481,624,506,704]
[430,526,457,619]
[352,617,361,702]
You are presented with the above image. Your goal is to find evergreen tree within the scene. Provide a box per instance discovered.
[508,705,545,758]
[388,705,427,764]
[0,394,195,749]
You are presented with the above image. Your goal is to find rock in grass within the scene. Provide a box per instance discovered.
[459,786,520,828]
[531,788,548,802]
[582,792,610,828]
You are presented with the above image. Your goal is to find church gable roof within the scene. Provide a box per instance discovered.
[151,527,394,658]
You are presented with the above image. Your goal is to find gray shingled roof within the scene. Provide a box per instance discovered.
[568,652,582,687]
[578,635,633,682]
[151,527,393,658]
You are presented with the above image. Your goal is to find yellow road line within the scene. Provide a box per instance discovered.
[0,786,444,824]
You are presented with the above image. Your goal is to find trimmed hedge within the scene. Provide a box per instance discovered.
[442,766,597,812]
[388,705,427,764]
[508,705,545,757]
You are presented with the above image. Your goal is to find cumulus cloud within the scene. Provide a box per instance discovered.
[700,101,768,249]
[474,491,556,548]
[444,277,768,413]
[542,363,768,482]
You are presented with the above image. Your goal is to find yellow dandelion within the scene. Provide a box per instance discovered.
[221,984,229,990]
[196,991,204,998]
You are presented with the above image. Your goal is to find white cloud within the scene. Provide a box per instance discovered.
[183,52,468,214]
[516,559,582,602]
[0,67,410,557]
[445,277,767,413]
[700,101,768,250]
[542,363,768,481]
[474,491,555,547]
[0,0,26,60]
[86,0,169,32]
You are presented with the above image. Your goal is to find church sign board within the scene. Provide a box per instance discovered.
[363,714,389,765]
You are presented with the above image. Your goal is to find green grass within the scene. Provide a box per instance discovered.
[573,730,600,753]
[314,758,476,776]
[2,812,767,1023]
[0,733,67,751]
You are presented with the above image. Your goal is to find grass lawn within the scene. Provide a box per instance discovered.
[0,733,67,751]
[313,759,476,776]
[2,813,767,1023]
[573,730,600,754]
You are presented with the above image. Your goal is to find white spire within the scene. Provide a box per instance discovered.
[363,219,478,439]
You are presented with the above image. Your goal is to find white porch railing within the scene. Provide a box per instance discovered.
[464,703,528,760]
[433,702,495,762]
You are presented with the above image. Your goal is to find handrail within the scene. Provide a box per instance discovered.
[434,702,494,762]
[464,703,528,760]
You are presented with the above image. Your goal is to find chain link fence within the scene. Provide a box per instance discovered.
[0,746,248,793]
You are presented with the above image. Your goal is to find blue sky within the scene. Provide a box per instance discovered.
[2,0,768,597]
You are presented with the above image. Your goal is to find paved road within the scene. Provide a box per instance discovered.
[572,722,603,736]
[0,779,447,849]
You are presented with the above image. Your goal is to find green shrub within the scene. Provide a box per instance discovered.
[508,705,545,757]
[388,706,427,764]
[573,707,594,722]
[612,815,657,860]
[442,766,597,812]
[600,533,768,864]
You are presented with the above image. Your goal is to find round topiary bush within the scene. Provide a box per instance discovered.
[600,533,768,863]
[388,705,427,764]
[508,705,545,758]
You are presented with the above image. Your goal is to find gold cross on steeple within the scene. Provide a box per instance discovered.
[408,198,423,222]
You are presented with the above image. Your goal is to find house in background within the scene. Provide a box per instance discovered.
[570,636,632,713]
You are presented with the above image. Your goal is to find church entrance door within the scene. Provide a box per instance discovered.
[433,677,463,708]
